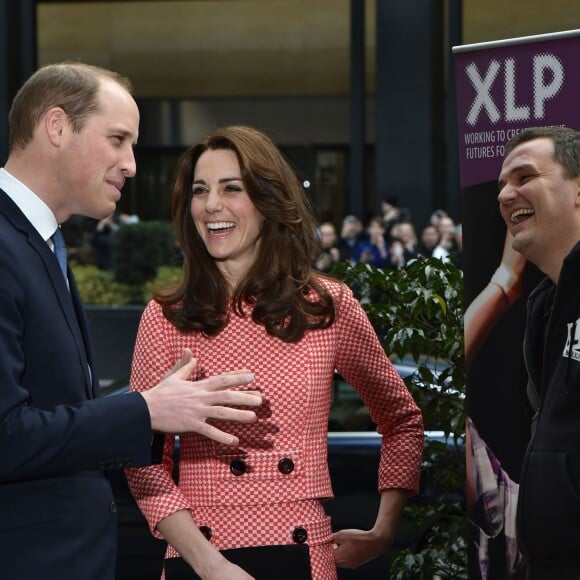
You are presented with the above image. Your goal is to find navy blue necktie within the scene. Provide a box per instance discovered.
[52,227,93,394]
[51,227,68,280]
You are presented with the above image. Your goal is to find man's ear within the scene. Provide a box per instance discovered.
[575,175,580,208]
[44,107,67,146]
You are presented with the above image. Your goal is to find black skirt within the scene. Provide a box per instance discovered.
[164,544,312,579]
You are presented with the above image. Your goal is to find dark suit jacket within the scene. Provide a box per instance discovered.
[0,189,156,579]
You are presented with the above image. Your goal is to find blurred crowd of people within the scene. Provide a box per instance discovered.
[66,198,462,277]
[313,198,463,273]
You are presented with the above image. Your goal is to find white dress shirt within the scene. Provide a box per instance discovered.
[0,167,59,245]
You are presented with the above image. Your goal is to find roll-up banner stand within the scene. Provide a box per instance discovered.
[453,29,580,579]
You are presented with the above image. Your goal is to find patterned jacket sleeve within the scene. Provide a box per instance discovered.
[124,301,192,537]
[332,283,424,495]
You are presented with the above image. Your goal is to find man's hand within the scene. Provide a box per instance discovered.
[140,349,261,445]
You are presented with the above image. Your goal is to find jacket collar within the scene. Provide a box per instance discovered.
[0,189,95,398]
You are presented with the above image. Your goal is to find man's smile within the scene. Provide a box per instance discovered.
[510,208,534,224]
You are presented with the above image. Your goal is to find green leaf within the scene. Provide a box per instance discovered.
[333,256,467,578]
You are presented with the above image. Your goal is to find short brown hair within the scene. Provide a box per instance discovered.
[505,126,580,180]
[8,61,132,151]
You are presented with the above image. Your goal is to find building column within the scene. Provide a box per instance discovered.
[0,0,37,164]
[374,0,445,227]
[348,0,366,219]
[445,0,463,221]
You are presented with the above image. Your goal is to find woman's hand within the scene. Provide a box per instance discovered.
[333,488,408,569]
[158,510,255,580]
[332,527,393,569]
[197,557,255,580]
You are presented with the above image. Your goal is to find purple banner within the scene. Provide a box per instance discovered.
[454,30,580,188]
[455,29,580,580]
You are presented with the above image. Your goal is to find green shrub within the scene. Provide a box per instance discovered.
[113,221,179,286]
[71,264,135,305]
[333,256,467,579]
[142,265,183,303]
[73,262,184,306]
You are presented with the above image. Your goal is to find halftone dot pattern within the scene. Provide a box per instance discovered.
[126,277,423,579]
[531,53,565,119]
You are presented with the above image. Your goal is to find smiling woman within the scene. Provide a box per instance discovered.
[157,125,338,342]
[124,125,424,580]
[190,148,264,284]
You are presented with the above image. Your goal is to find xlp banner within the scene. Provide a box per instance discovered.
[453,29,580,580]
[455,30,580,189]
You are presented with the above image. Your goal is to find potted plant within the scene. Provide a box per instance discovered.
[334,256,467,579]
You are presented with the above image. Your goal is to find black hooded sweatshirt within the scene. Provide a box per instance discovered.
[517,240,580,573]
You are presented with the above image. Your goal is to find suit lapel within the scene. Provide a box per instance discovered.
[31,231,96,399]
[0,190,95,399]
[69,271,100,398]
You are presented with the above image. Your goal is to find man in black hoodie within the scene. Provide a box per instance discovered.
[497,126,580,578]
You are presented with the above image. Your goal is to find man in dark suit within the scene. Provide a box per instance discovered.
[0,62,262,580]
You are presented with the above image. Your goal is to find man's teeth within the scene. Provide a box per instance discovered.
[511,208,534,223]
[207,222,235,231]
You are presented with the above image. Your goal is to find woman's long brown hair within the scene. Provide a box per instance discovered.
[156,125,335,343]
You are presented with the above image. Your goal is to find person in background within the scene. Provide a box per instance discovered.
[464,229,527,579]
[430,208,449,230]
[313,221,340,273]
[390,221,418,263]
[92,211,139,270]
[381,196,412,236]
[431,216,462,265]
[417,223,441,258]
[381,197,401,233]
[335,214,366,263]
[454,223,463,259]
[464,231,526,369]
[0,62,262,580]
[125,125,423,580]
[387,237,406,269]
[357,216,390,268]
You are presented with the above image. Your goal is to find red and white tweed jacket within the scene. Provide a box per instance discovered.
[125,278,423,557]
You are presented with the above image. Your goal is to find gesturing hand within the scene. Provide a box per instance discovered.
[141,349,262,445]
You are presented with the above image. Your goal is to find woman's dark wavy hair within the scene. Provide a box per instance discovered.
[156,125,335,342]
